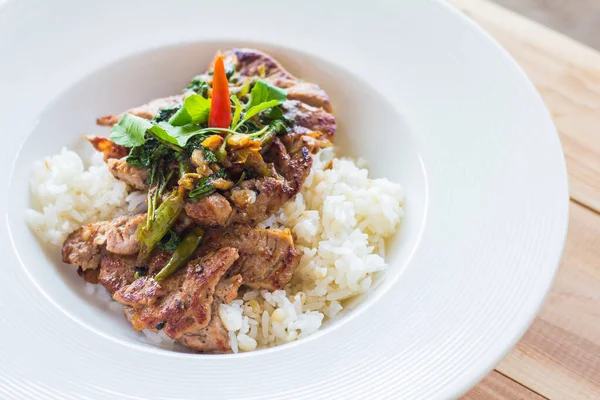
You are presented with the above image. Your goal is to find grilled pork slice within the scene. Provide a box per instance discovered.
[76,247,242,353]
[280,100,336,154]
[199,224,301,291]
[97,253,137,294]
[185,140,311,227]
[62,214,146,270]
[105,214,146,255]
[183,193,233,228]
[85,137,149,190]
[65,214,300,292]
[223,48,333,113]
[113,248,239,343]
[179,275,243,352]
[91,224,300,293]
[107,157,148,190]
[86,136,129,161]
[263,138,312,191]
[227,143,311,226]
[67,219,298,351]
[62,222,106,271]
[80,250,169,295]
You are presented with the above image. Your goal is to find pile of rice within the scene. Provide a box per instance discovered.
[26,149,146,246]
[27,146,403,352]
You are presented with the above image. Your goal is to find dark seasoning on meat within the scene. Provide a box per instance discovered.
[62,48,336,353]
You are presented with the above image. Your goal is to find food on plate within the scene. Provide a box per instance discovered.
[26,48,404,353]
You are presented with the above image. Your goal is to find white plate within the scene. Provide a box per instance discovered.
[0,0,568,398]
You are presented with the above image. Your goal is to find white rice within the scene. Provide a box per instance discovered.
[26,148,146,245]
[27,146,403,352]
[219,148,403,351]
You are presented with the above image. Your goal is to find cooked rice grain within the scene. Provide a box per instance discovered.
[26,149,145,245]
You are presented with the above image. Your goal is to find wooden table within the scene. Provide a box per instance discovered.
[447,0,600,399]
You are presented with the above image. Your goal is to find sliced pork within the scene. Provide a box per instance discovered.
[199,224,301,291]
[185,140,311,227]
[86,136,129,161]
[62,214,145,270]
[179,275,243,352]
[113,248,239,341]
[107,157,148,190]
[184,193,233,227]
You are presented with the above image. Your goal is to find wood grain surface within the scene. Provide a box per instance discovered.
[448,0,600,399]
[464,371,544,400]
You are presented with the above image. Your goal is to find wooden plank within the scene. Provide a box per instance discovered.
[450,0,600,212]
[461,370,545,400]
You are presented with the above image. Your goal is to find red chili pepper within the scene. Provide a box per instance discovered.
[208,55,232,129]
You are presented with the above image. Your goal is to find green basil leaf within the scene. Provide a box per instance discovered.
[202,146,217,163]
[186,77,209,96]
[157,230,183,251]
[270,119,289,134]
[262,106,284,121]
[189,169,229,199]
[159,122,205,147]
[168,95,211,126]
[154,107,177,123]
[126,146,150,168]
[245,80,286,111]
[260,106,291,134]
[244,100,282,123]
[109,114,152,147]
[147,124,180,146]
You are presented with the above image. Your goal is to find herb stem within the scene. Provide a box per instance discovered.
[233,121,244,132]
[146,188,157,230]
[246,125,270,138]
[201,127,240,136]
[158,170,175,197]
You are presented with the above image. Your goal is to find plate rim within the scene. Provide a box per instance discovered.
[0,0,569,398]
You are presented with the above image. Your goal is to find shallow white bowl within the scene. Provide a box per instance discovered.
[0,0,568,398]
